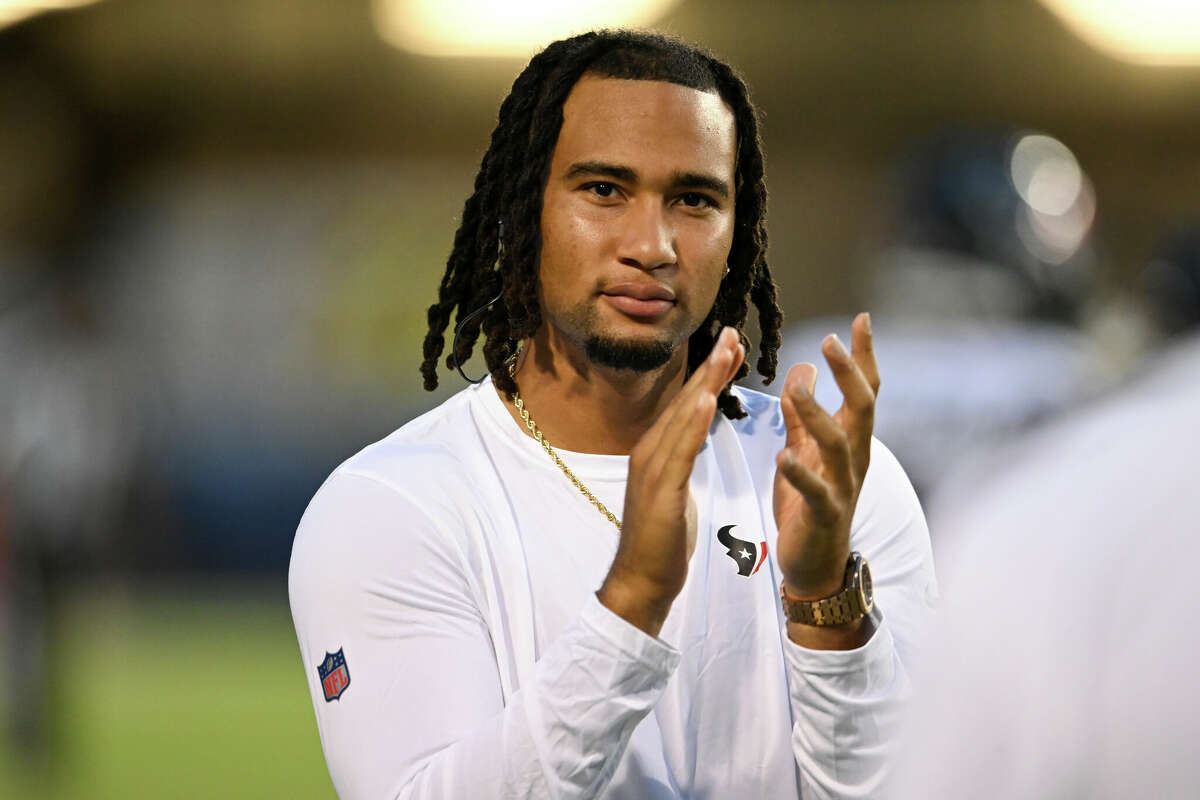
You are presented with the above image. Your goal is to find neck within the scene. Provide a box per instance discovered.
[498,327,690,455]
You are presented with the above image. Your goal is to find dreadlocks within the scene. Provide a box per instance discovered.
[420,30,782,419]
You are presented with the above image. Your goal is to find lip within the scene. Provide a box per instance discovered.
[600,282,676,320]
[601,282,676,301]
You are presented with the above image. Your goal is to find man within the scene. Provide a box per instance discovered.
[290,31,936,799]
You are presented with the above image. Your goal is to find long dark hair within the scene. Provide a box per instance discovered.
[420,30,782,419]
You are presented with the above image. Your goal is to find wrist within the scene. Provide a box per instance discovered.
[781,549,852,600]
[782,551,877,650]
[780,572,845,602]
[597,570,677,639]
[786,614,875,651]
[779,552,875,643]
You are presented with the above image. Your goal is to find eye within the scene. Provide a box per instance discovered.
[584,182,619,198]
[679,192,715,209]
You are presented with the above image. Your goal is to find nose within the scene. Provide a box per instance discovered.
[615,199,676,271]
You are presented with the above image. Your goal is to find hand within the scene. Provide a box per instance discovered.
[598,327,746,637]
[773,313,880,605]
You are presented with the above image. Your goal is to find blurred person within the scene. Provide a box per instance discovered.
[0,28,140,763]
[776,129,1113,502]
[887,327,1200,799]
[290,31,936,799]
[0,271,142,757]
[1141,220,1200,341]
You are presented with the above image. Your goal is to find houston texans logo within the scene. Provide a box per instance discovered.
[716,524,768,577]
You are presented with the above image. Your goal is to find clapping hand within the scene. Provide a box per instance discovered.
[773,313,880,646]
[598,327,746,637]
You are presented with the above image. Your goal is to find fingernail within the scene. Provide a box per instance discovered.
[863,312,871,335]
[829,334,848,358]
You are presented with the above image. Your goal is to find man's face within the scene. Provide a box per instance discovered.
[536,75,737,372]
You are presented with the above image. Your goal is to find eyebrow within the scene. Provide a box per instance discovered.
[564,161,731,200]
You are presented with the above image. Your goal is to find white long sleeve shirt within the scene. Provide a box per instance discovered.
[289,381,937,799]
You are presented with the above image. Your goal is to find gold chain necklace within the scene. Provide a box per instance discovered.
[506,353,622,531]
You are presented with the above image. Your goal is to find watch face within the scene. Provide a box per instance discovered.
[858,560,875,612]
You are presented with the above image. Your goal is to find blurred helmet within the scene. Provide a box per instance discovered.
[876,128,1098,324]
[1142,222,1200,339]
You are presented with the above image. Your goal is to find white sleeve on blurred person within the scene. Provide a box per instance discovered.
[888,333,1200,799]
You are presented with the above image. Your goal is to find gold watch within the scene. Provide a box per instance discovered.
[780,552,874,626]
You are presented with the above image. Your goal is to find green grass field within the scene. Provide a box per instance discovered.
[0,579,336,799]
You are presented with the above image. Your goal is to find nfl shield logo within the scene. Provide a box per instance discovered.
[318,648,351,702]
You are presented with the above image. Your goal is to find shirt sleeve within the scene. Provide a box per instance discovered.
[288,470,680,800]
[782,438,938,799]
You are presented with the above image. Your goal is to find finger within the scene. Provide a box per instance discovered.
[681,327,740,405]
[659,390,719,490]
[785,375,854,496]
[671,328,740,428]
[702,326,745,394]
[638,329,738,462]
[647,327,748,483]
[850,312,880,396]
[781,362,818,448]
[822,332,875,469]
[652,328,742,461]
[776,449,841,525]
[823,333,873,417]
[638,356,711,457]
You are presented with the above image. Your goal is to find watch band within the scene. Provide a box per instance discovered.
[780,552,874,626]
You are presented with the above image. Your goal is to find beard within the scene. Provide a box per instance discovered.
[548,295,693,372]
[584,333,676,371]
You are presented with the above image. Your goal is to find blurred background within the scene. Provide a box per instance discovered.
[0,0,1197,796]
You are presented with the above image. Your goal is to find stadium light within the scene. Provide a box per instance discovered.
[1038,0,1200,67]
[1009,133,1095,265]
[372,0,685,57]
[0,0,100,30]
